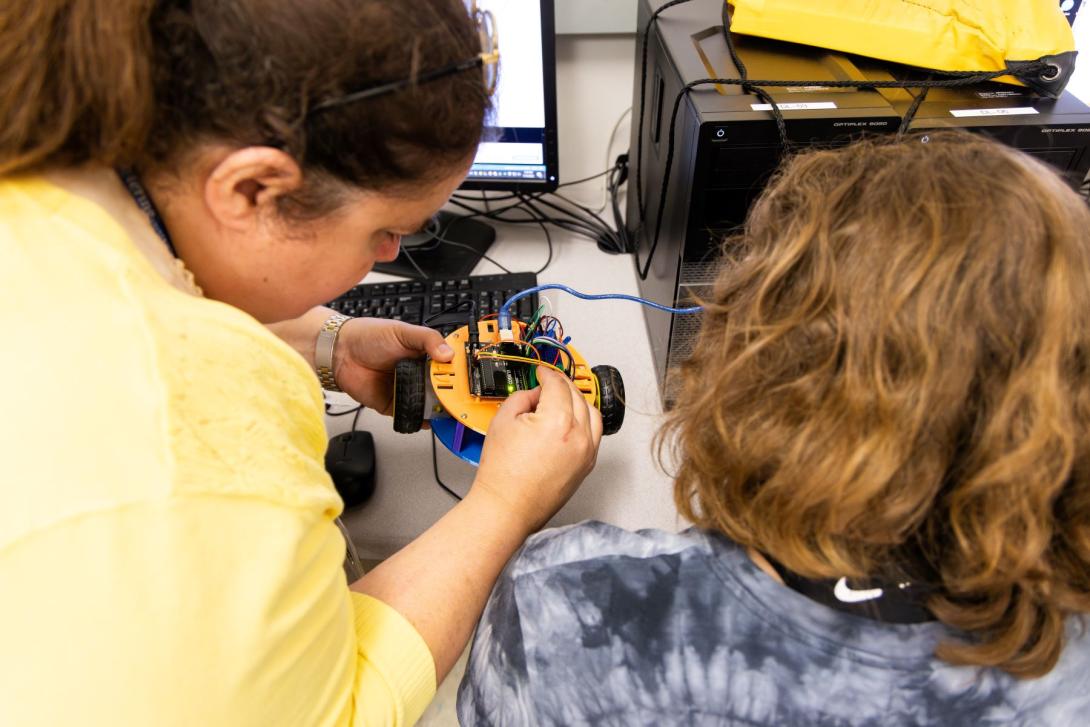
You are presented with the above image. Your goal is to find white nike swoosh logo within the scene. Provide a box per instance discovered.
[834,577,884,603]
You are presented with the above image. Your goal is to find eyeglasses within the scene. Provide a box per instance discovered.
[310,1,499,115]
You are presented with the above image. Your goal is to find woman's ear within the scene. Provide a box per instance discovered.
[203,147,303,232]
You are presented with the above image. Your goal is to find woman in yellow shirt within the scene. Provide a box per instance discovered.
[0,1,602,725]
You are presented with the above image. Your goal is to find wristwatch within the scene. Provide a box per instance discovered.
[316,313,351,392]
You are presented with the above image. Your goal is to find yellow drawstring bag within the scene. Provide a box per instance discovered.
[725,0,1077,97]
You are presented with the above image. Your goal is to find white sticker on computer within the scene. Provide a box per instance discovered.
[750,102,838,111]
[950,107,1039,118]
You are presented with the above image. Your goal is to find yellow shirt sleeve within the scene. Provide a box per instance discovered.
[0,177,435,726]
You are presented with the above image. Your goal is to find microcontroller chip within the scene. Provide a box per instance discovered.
[468,342,535,399]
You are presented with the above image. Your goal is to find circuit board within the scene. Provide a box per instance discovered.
[467,341,536,398]
[430,321,597,435]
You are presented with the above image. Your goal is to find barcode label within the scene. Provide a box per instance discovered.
[750,102,838,111]
[950,107,1039,118]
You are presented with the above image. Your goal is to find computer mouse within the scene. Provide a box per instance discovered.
[325,431,376,509]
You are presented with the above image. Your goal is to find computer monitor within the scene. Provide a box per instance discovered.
[464,0,559,190]
[375,0,559,278]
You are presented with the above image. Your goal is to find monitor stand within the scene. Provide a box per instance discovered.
[372,211,497,279]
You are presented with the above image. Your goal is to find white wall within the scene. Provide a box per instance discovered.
[554,34,637,206]
[555,0,637,35]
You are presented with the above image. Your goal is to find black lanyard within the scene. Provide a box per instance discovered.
[116,168,178,259]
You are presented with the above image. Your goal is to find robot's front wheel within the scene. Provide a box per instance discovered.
[592,365,625,436]
[392,358,426,434]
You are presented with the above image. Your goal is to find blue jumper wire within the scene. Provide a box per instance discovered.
[498,284,703,331]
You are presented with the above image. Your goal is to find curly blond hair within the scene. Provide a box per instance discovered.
[662,131,1090,678]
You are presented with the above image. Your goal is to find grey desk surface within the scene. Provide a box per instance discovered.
[329,218,685,560]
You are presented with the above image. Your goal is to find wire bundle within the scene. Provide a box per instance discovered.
[524,305,573,374]
[442,157,632,270]
[474,311,573,383]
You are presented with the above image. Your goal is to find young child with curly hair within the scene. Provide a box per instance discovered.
[459,132,1090,726]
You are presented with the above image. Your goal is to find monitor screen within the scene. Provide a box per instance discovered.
[462,0,559,191]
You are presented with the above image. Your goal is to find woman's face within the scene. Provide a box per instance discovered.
[156,149,473,323]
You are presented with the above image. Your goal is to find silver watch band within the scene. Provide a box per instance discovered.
[316,313,351,392]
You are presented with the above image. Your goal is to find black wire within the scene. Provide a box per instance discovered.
[452,191,522,202]
[394,214,516,278]
[898,86,931,138]
[557,168,613,188]
[423,299,478,326]
[431,433,464,501]
[518,194,555,274]
[444,157,634,263]
[546,191,627,254]
[432,235,514,274]
[448,193,547,222]
[325,402,364,417]
[608,159,631,253]
[722,2,748,83]
[746,84,790,148]
[548,190,618,230]
[462,164,631,254]
[400,246,432,280]
[636,0,698,224]
[527,196,614,243]
[351,405,363,433]
[450,192,610,260]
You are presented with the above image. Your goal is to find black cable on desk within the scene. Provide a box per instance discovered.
[516,194,555,274]
[431,434,465,501]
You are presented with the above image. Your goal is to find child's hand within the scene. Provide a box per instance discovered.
[469,366,603,533]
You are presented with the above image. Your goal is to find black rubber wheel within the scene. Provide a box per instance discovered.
[592,364,625,436]
[392,358,426,434]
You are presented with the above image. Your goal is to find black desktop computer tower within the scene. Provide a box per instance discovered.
[630,0,1090,404]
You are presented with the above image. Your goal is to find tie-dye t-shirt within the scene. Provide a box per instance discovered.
[458,522,1090,726]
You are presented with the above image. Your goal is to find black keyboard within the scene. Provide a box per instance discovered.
[327,272,539,335]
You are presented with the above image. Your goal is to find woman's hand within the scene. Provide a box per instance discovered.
[352,364,603,684]
[333,317,454,413]
[469,366,604,533]
[265,307,453,412]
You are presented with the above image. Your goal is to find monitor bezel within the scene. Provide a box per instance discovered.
[461,0,560,193]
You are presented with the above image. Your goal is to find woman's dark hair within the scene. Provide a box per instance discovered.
[661,132,1090,679]
[0,0,488,210]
